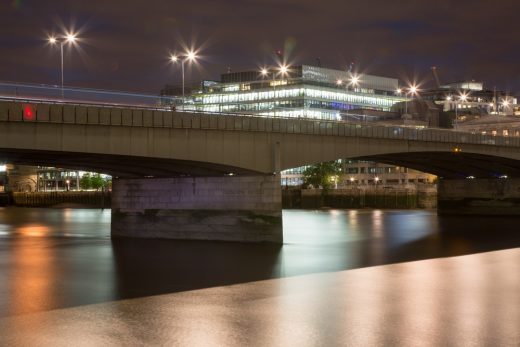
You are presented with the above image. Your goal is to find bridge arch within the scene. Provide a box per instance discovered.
[2,102,520,179]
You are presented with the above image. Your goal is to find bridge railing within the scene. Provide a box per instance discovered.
[0,81,180,110]
[1,98,520,149]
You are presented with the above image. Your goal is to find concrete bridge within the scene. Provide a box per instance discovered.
[2,99,520,243]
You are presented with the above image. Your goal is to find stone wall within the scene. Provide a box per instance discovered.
[11,191,110,208]
[283,186,437,209]
[438,178,520,215]
[111,175,282,243]
[5,165,37,192]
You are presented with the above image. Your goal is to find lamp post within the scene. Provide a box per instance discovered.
[396,88,403,118]
[454,92,468,129]
[404,85,418,116]
[501,98,510,115]
[446,95,454,128]
[277,64,289,117]
[170,50,197,111]
[48,33,77,98]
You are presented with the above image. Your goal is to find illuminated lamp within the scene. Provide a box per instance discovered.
[23,104,36,121]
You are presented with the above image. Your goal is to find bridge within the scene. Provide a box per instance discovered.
[2,94,520,243]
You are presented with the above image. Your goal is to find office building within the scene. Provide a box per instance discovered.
[187,65,406,120]
[421,81,517,116]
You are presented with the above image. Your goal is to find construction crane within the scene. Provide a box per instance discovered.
[431,66,441,88]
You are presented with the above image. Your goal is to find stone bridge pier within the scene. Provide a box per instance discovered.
[438,178,520,215]
[111,174,283,243]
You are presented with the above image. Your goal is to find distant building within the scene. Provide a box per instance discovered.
[3,165,37,192]
[340,161,436,186]
[0,165,112,192]
[37,168,81,192]
[281,161,436,187]
[388,99,441,127]
[187,65,406,120]
[421,81,517,117]
[455,114,520,137]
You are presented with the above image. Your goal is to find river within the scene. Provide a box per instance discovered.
[0,207,519,345]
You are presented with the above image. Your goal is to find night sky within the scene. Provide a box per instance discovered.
[1,0,520,96]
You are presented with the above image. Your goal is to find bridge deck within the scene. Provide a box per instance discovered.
[1,99,519,148]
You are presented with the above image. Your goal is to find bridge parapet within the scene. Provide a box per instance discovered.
[1,99,520,149]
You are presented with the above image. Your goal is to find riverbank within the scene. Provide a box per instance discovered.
[3,187,436,210]
[283,186,437,209]
[8,191,111,208]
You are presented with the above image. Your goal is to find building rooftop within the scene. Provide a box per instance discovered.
[220,65,399,92]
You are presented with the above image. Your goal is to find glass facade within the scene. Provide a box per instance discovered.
[187,65,405,120]
[37,169,81,192]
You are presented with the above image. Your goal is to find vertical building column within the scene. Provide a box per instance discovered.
[111,175,283,243]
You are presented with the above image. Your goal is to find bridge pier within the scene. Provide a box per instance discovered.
[438,178,520,215]
[111,175,283,243]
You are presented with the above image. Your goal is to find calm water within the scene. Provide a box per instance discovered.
[0,207,519,319]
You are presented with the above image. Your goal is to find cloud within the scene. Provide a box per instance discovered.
[1,0,519,94]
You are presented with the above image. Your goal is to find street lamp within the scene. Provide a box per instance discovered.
[453,92,469,129]
[276,64,290,117]
[170,50,198,110]
[501,99,510,114]
[403,84,418,116]
[349,75,360,90]
[342,74,361,122]
[48,32,78,98]
[279,64,289,77]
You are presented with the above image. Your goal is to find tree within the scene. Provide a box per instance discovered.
[79,173,92,190]
[91,174,104,191]
[302,161,342,191]
[104,178,112,191]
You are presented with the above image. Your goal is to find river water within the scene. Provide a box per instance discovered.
[0,207,519,345]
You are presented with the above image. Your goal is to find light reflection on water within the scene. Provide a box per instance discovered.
[0,207,519,318]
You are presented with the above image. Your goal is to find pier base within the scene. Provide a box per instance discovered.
[438,178,520,216]
[111,175,282,243]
